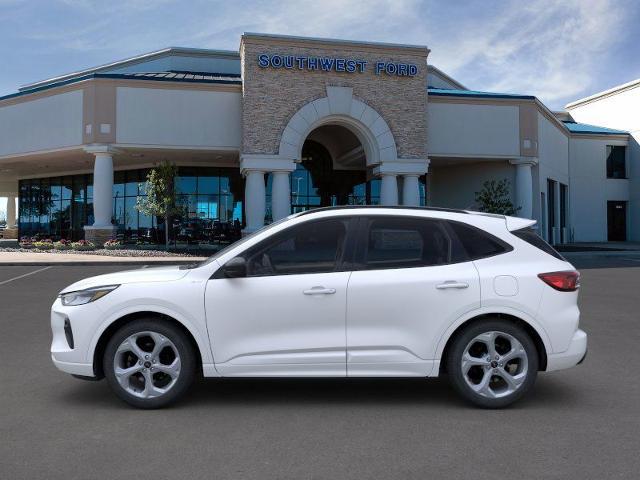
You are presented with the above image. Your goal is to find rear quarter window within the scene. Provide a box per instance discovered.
[446,221,513,260]
[511,227,565,260]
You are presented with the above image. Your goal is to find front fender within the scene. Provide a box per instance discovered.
[86,302,215,368]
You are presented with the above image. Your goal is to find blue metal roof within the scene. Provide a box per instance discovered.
[427,87,535,100]
[562,121,628,135]
[0,71,242,102]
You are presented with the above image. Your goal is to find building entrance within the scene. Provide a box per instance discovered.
[289,125,380,214]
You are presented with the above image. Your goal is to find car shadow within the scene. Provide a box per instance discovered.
[55,375,581,411]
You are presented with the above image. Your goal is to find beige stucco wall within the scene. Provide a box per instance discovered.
[240,35,428,160]
[0,90,83,157]
[427,101,520,157]
[116,86,242,148]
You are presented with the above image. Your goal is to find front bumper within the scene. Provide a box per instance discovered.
[51,299,100,378]
[51,355,95,376]
[546,329,588,372]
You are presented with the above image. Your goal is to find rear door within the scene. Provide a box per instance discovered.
[345,215,481,376]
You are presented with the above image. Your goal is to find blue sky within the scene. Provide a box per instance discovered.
[1,0,640,217]
[0,0,639,109]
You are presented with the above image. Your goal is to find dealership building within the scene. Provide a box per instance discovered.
[0,33,636,245]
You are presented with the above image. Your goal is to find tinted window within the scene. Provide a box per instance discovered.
[512,227,565,260]
[360,217,452,269]
[447,221,512,260]
[244,218,349,276]
[606,145,626,179]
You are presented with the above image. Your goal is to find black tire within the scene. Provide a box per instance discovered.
[446,319,538,408]
[103,318,196,409]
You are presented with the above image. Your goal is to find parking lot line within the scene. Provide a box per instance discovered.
[0,266,52,286]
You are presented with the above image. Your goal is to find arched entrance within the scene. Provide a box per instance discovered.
[289,124,381,213]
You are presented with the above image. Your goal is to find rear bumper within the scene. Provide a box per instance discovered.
[546,329,587,372]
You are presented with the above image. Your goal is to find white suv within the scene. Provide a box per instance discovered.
[51,207,587,409]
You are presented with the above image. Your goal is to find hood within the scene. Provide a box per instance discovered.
[60,265,190,293]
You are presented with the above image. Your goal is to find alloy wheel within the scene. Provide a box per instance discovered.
[461,330,529,399]
[113,331,181,399]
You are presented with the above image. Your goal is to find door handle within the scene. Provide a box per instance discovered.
[436,281,469,290]
[303,286,336,295]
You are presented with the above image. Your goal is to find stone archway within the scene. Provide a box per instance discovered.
[278,86,398,167]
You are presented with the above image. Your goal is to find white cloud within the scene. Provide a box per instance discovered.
[426,0,628,107]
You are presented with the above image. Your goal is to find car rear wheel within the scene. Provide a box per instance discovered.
[103,319,196,409]
[446,319,538,408]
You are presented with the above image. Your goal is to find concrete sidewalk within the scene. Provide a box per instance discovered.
[0,251,208,266]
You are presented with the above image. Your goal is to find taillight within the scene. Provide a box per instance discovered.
[538,271,580,291]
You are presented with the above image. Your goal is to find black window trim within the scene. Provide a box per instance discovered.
[213,216,359,278]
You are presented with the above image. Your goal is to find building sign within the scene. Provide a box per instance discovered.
[257,53,418,77]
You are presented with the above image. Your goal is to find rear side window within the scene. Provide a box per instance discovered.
[359,216,453,270]
[511,227,565,260]
[447,221,513,260]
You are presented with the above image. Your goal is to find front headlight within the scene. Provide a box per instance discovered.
[59,285,119,306]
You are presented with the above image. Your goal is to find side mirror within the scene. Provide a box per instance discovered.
[222,257,247,278]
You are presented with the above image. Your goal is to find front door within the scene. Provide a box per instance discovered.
[608,201,627,241]
[346,216,481,376]
[205,217,355,376]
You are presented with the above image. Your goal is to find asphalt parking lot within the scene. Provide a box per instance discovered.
[1,256,639,479]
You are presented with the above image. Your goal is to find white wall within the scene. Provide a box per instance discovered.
[0,90,83,156]
[427,102,520,157]
[116,87,242,148]
[536,113,569,240]
[568,85,639,241]
[429,161,515,210]
[569,137,629,242]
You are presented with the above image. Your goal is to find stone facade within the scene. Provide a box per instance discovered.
[84,226,117,246]
[240,34,429,161]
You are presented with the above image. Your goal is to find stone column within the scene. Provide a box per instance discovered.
[244,170,266,232]
[402,175,421,206]
[83,146,117,245]
[510,158,537,219]
[271,171,291,221]
[6,195,16,228]
[380,174,398,206]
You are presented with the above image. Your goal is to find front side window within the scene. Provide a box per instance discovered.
[606,145,626,179]
[244,218,350,276]
[359,217,454,270]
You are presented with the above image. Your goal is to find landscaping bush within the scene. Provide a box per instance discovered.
[70,240,96,251]
[103,239,123,250]
[33,239,54,250]
[54,239,73,250]
[19,236,34,249]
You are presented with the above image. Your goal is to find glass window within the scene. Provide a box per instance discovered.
[360,216,451,270]
[606,145,626,179]
[175,175,197,194]
[512,226,565,260]
[447,221,512,260]
[244,218,349,276]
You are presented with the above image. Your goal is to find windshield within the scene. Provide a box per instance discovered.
[193,216,294,268]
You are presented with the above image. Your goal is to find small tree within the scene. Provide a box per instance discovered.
[475,179,520,215]
[136,161,182,249]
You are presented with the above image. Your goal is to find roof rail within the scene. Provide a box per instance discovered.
[297,205,469,216]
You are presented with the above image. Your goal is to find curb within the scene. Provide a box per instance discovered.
[0,259,202,266]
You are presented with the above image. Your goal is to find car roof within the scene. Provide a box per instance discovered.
[297,205,469,216]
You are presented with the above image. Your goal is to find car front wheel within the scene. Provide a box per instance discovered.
[103,319,196,409]
[446,319,538,408]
